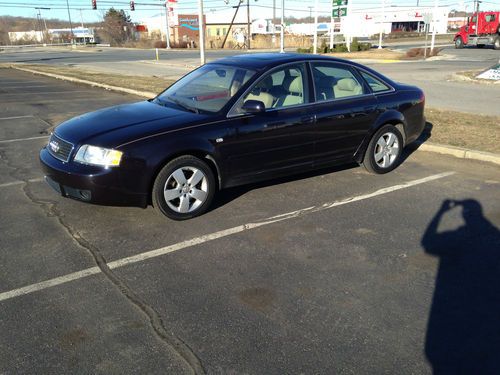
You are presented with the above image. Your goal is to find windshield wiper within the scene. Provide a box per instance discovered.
[166,96,199,114]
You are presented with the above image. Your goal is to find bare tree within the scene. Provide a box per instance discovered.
[98,8,133,46]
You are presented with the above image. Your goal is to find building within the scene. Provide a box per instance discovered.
[8,27,95,44]
[341,6,450,38]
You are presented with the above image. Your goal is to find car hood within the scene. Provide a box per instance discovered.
[54,100,202,147]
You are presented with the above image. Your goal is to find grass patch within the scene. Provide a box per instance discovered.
[8,63,175,95]
[324,48,404,60]
[426,108,500,153]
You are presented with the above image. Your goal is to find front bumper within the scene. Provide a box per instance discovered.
[40,147,148,208]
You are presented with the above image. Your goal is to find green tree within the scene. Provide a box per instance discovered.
[99,8,133,45]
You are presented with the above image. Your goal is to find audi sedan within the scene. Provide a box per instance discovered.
[40,53,425,220]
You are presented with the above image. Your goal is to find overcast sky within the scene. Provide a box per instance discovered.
[1,0,498,26]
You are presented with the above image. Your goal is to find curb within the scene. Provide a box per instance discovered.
[10,65,156,99]
[8,65,500,166]
[417,142,500,165]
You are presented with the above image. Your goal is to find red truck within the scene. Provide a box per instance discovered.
[454,11,500,50]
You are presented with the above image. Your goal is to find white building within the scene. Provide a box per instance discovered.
[341,6,450,38]
[8,27,95,44]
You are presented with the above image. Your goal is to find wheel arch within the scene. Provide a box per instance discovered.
[148,149,222,205]
[353,110,407,164]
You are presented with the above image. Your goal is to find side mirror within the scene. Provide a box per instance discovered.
[241,100,266,114]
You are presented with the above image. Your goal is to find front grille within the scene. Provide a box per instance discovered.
[47,133,74,162]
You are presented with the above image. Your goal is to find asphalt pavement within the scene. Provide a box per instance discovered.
[1,68,499,374]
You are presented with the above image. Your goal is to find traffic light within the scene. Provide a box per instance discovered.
[91,0,97,10]
[130,1,135,11]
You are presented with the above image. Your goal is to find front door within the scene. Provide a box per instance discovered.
[224,63,315,184]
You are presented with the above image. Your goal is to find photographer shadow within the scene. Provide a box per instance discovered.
[422,199,500,374]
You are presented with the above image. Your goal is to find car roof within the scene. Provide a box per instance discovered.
[211,53,357,71]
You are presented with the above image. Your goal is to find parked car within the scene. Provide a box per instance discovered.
[40,53,425,220]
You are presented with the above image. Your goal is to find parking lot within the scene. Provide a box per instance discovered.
[1,68,499,374]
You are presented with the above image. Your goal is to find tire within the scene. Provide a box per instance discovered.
[363,124,403,174]
[494,37,500,51]
[455,37,464,49]
[152,155,216,220]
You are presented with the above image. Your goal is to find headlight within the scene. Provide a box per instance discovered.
[74,145,123,167]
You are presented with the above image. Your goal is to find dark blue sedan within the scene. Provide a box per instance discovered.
[40,53,425,220]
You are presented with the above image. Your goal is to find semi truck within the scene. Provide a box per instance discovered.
[454,11,500,50]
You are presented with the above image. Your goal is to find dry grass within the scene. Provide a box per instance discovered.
[9,63,175,94]
[426,108,500,153]
[325,48,405,60]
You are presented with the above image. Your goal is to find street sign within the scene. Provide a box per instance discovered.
[334,0,348,5]
[332,7,347,17]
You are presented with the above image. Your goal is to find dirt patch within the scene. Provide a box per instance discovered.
[426,108,500,154]
[404,47,443,59]
[5,63,175,95]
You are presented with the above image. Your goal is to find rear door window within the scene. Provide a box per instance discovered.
[311,63,365,101]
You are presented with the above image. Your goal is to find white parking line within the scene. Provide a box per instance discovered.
[0,171,455,303]
[0,115,34,121]
[0,135,48,144]
[0,178,44,188]
[0,90,92,96]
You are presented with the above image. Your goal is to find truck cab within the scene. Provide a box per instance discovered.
[454,11,500,50]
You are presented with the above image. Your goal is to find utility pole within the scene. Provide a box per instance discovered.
[79,9,85,28]
[221,0,242,49]
[313,0,318,54]
[65,0,74,44]
[430,0,438,51]
[164,0,171,49]
[378,0,385,49]
[280,0,285,52]
[198,0,205,64]
[247,0,251,49]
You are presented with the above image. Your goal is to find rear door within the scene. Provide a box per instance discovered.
[309,62,379,166]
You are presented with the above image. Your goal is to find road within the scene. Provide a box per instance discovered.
[1,68,499,374]
[1,44,499,115]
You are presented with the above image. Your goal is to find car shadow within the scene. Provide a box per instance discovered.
[210,162,359,211]
[422,199,500,374]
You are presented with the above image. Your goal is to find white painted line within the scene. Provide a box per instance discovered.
[0,267,101,303]
[0,178,44,188]
[0,171,455,303]
[1,85,50,89]
[0,135,48,144]
[0,90,92,96]
[0,115,34,121]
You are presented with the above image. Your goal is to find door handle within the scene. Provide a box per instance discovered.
[301,115,316,124]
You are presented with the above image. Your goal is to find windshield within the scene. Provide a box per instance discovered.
[156,64,256,114]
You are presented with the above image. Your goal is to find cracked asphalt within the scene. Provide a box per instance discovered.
[0,68,499,374]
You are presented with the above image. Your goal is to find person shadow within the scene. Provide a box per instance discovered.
[422,199,500,374]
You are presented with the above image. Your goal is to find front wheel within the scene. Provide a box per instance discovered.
[363,125,403,174]
[152,156,216,220]
[455,37,464,49]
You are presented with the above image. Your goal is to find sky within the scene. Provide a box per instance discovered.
[0,0,498,27]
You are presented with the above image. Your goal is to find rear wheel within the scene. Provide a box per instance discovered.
[363,125,403,174]
[494,37,500,50]
[152,155,216,220]
[455,37,464,49]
